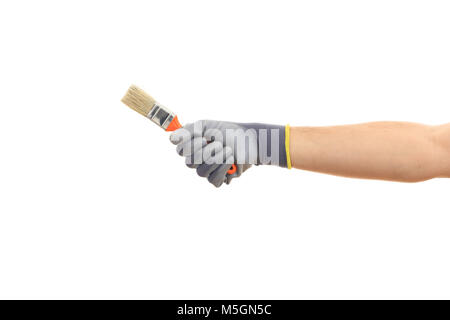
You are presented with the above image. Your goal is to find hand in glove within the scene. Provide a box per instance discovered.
[169,120,290,187]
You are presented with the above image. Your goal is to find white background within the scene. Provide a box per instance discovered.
[1,0,449,299]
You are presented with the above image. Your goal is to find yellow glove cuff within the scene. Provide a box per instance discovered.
[285,124,292,169]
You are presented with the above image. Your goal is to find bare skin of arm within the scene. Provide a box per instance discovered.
[289,122,450,182]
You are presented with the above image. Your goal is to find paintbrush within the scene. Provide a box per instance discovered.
[121,85,236,174]
[121,85,182,132]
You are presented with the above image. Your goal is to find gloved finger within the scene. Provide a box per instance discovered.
[208,156,235,187]
[176,137,206,156]
[201,141,222,163]
[195,141,224,177]
[186,138,223,169]
[196,162,221,178]
[204,145,233,165]
[169,127,192,145]
[186,148,203,168]
[204,128,224,143]
[185,140,223,168]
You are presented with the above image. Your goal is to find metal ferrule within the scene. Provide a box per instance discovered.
[146,102,176,130]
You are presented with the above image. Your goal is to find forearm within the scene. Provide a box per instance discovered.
[289,122,450,182]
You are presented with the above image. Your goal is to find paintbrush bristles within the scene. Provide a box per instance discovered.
[121,85,156,117]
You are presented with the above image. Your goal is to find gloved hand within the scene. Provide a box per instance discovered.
[169,120,289,187]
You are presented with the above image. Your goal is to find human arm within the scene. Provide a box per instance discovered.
[289,122,450,182]
[170,120,450,186]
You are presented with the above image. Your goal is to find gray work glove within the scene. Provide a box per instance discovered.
[170,120,288,187]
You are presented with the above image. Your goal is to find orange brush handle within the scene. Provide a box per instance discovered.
[166,116,237,175]
[165,116,182,132]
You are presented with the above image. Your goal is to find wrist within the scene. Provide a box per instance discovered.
[240,123,289,167]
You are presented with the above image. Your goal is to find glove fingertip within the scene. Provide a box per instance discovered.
[209,175,225,188]
[169,131,182,145]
